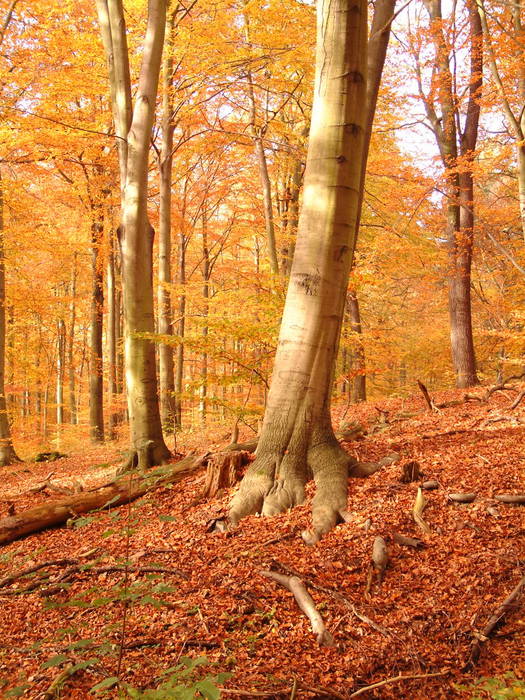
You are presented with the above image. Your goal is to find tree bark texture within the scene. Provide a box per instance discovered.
[0,170,19,465]
[158,8,176,438]
[229,0,368,544]
[347,290,366,403]
[96,0,170,466]
[422,0,481,388]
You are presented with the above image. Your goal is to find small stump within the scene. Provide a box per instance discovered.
[203,451,245,499]
[400,460,422,483]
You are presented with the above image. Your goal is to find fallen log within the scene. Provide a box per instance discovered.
[260,570,335,647]
[465,575,525,669]
[0,451,212,546]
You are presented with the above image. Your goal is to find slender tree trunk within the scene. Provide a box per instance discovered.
[230,0,369,544]
[199,212,209,426]
[174,184,187,430]
[96,0,170,467]
[421,0,481,388]
[56,318,66,431]
[68,255,77,425]
[107,228,118,439]
[347,291,366,402]
[158,9,176,437]
[243,12,279,275]
[0,169,19,465]
[281,157,302,278]
[89,213,105,442]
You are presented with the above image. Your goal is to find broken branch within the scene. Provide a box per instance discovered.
[260,570,335,647]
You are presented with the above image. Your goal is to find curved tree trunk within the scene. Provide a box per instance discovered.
[0,170,19,466]
[229,0,368,544]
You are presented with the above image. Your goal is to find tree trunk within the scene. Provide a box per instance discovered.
[422,0,481,388]
[0,169,19,465]
[68,255,77,425]
[199,211,209,426]
[158,8,175,439]
[347,290,366,402]
[96,0,170,467]
[89,214,105,442]
[174,214,186,430]
[107,228,118,439]
[229,0,368,544]
[56,318,66,429]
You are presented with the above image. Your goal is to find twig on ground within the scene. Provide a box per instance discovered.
[349,671,448,697]
[260,570,335,646]
[413,487,431,534]
[274,561,390,637]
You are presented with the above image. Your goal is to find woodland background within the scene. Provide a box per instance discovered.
[0,0,524,458]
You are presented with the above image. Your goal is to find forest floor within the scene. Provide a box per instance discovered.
[0,385,524,699]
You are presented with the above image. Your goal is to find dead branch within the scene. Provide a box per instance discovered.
[260,570,335,646]
[447,492,476,503]
[421,480,439,490]
[510,390,525,410]
[413,487,431,534]
[393,533,425,549]
[417,380,439,411]
[274,561,390,637]
[465,575,525,669]
[349,671,447,698]
[494,494,525,504]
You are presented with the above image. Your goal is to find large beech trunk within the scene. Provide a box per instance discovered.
[229,0,369,544]
[96,0,170,466]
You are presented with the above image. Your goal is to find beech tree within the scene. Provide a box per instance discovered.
[228,0,376,544]
[96,0,170,466]
[413,0,483,388]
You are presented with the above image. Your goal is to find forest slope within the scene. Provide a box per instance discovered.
[0,387,524,699]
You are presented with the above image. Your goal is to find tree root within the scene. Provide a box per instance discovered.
[464,575,525,669]
[260,570,336,646]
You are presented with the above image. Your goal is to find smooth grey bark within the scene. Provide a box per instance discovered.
[158,8,176,438]
[346,0,396,401]
[96,0,170,466]
[229,0,369,544]
[420,0,481,388]
[0,169,19,465]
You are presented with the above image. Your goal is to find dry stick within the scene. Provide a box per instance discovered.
[43,664,76,700]
[510,389,525,410]
[417,380,438,411]
[413,487,431,534]
[260,570,336,646]
[494,494,525,504]
[275,562,390,637]
[0,558,79,588]
[465,575,525,669]
[349,671,447,698]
